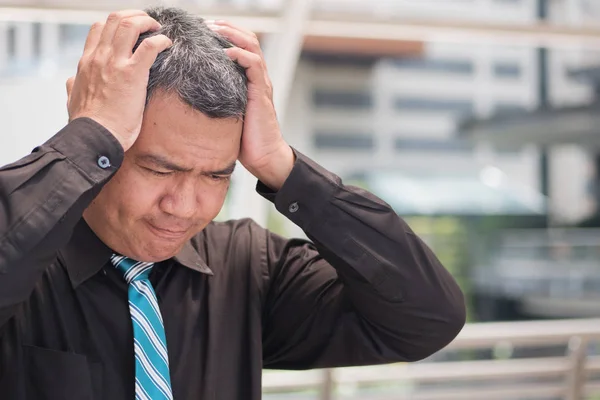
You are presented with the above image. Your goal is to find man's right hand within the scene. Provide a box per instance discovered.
[65,10,172,152]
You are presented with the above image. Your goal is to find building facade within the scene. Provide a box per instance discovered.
[0,0,598,226]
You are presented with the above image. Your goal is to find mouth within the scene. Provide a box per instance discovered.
[146,222,189,240]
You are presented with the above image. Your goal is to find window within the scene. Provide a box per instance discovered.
[314,131,374,150]
[494,103,528,114]
[390,58,474,75]
[7,25,15,59]
[303,52,377,68]
[395,138,471,152]
[493,62,522,78]
[59,24,91,48]
[32,23,42,59]
[313,89,373,109]
[393,97,474,114]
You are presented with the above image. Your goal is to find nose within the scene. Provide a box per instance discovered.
[159,178,198,220]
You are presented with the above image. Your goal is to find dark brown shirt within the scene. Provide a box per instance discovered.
[0,118,465,400]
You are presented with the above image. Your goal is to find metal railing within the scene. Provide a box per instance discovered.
[473,228,600,303]
[262,318,600,399]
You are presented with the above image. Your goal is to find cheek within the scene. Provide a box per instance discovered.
[112,170,164,219]
[200,185,230,218]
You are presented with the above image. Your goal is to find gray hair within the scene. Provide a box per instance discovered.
[135,7,248,119]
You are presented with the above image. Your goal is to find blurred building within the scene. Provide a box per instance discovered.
[461,0,600,225]
[2,0,598,221]
[2,0,600,320]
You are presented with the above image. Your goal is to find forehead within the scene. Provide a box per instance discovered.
[135,92,243,166]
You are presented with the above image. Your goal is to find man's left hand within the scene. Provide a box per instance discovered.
[206,21,295,191]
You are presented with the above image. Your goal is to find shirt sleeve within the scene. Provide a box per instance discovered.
[0,118,123,326]
[258,149,466,369]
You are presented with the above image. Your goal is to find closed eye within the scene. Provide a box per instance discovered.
[143,167,173,177]
[210,174,231,182]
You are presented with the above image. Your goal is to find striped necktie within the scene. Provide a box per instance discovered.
[111,254,174,400]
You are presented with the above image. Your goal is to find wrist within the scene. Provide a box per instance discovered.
[248,143,295,191]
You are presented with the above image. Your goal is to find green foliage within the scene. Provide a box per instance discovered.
[406,216,474,322]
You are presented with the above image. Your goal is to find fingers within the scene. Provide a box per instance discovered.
[112,15,162,57]
[82,22,104,57]
[215,21,271,88]
[65,76,75,118]
[81,9,169,70]
[97,10,148,53]
[65,76,75,98]
[131,34,173,69]
[207,23,262,55]
[224,47,270,87]
[206,20,257,40]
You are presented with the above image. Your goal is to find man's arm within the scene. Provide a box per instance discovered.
[0,10,172,327]
[260,150,466,369]
[0,119,123,326]
[209,21,464,367]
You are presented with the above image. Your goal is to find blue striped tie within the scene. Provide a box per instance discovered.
[111,255,174,400]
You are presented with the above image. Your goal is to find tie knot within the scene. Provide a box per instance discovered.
[110,254,154,284]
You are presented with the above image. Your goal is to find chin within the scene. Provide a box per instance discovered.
[139,241,185,262]
[121,239,181,263]
[140,245,182,263]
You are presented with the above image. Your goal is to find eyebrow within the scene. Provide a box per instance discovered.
[136,154,237,175]
[207,162,237,176]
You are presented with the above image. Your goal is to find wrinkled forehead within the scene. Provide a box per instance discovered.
[131,94,242,172]
[144,93,242,142]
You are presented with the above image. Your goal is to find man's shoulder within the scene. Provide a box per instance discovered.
[184,218,270,276]
[200,218,265,238]
[189,218,268,254]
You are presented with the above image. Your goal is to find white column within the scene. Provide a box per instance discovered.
[277,62,313,239]
[372,60,396,162]
[283,62,313,153]
[262,0,314,121]
[228,164,270,228]
[0,23,8,73]
[473,45,494,119]
[39,23,60,76]
[14,22,34,64]
[566,0,583,24]
[228,0,313,231]
[40,23,60,59]
[565,0,586,64]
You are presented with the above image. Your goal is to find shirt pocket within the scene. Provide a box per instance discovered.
[23,345,95,400]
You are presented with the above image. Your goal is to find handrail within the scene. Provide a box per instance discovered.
[262,318,600,399]
[452,318,600,348]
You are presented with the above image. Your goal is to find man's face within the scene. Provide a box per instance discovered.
[84,91,243,262]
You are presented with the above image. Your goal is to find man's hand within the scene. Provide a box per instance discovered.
[66,10,172,152]
[207,21,295,191]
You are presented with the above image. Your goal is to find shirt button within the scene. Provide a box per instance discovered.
[289,202,299,213]
[97,156,111,169]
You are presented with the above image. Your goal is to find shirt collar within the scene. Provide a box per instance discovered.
[60,218,213,288]
[173,240,214,276]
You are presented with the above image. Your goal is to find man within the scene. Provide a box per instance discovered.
[0,7,465,400]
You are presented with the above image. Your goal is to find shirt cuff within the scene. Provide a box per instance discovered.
[256,149,339,230]
[44,117,125,184]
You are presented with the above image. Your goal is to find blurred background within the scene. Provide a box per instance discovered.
[3,0,600,398]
